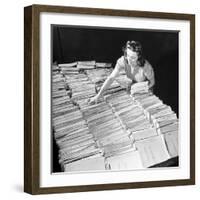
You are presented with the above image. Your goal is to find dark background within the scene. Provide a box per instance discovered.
[52,25,179,114]
[52,25,179,172]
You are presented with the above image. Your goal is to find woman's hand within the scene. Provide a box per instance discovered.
[88,94,101,105]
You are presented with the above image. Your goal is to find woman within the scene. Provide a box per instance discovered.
[88,40,155,104]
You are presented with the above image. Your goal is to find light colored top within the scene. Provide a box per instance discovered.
[116,56,155,83]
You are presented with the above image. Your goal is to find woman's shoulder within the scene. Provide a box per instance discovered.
[116,56,126,67]
[143,60,154,78]
[143,60,153,70]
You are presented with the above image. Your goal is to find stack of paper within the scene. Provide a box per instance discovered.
[52,97,78,118]
[95,62,112,68]
[77,60,96,69]
[163,131,178,157]
[52,73,73,117]
[53,108,102,167]
[98,80,124,96]
[61,67,80,75]
[52,80,67,91]
[130,128,158,141]
[64,155,105,172]
[115,74,132,89]
[52,73,65,83]
[131,92,179,163]
[52,73,69,97]
[135,135,170,168]
[53,110,86,139]
[58,62,79,75]
[52,90,70,99]
[58,62,77,68]
[65,74,96,101]
[52,62,179,172]
[52,66,103,169]
[59,142,102,165]
[103,140,134,158]
[82,101,130,148]
[105,149,144,170]
[131,81,149,95]
[85,68,112,84]
[52,64,60,74]
[132,92,153,102]
[52,74,65,89]
[106,90,152,133]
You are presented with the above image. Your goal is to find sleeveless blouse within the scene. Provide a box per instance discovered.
[116,56,154,83]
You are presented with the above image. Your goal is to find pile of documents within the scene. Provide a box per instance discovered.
[115,73,133,89]
[96,80,124,97]
[53,100,103,170]
[52,74,70,99]
[58,60,112,71]
[52,63,60,75]
[105,149,144,170]
[79,97,137,167]
[58,62,77,68]
[65,74,96,101]
[132,92,179,162]
[52,73,70,106]
[77,61,96,70]
[52,62,179,172]
[95,62,112,68]
[52,70,103,171]
[131,81,149,95]
[103,90,157,168]
[85,68,112,84]
[105,90,152,133]
[58,62,79,75]
[82,102,130,149]
[135,134,171,167]
[64,155,105,172]
[52,96,78,118]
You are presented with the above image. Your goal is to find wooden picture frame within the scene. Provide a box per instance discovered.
[24,4,195,194]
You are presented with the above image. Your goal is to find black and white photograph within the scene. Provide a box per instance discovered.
[51,25,179,173]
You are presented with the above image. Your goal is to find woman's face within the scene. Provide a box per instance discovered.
[126,48,138,66]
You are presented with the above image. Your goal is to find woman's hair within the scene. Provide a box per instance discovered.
[122,40,145,67]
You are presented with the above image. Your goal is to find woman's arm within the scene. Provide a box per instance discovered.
[148,76,155,90]
[88,62,122,104]
[97,66,121,97]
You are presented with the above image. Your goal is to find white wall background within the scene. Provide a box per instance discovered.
[0,0,199,199]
